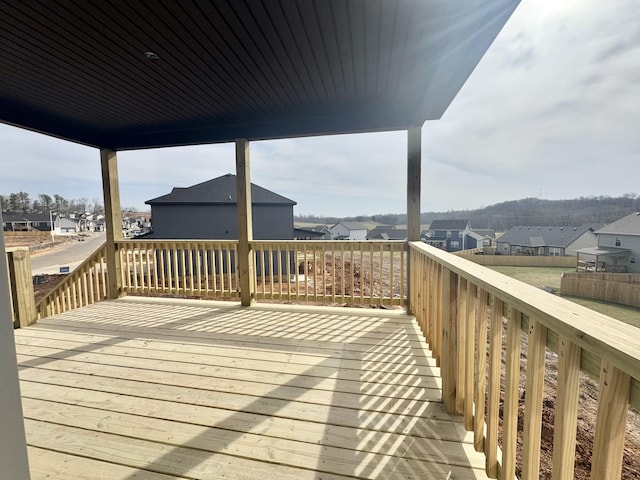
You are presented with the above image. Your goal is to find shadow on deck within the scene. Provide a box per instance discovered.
[15,297,488,479]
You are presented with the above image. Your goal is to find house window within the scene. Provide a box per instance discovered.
[447,231,452,238]
[615,238,621,246]
[450,240,459,249]
[549,247,561,256]
[631,257,637,264]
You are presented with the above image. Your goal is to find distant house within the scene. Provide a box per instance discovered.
[367,225,407,240]
[293,227,325,240]
[575,212,640,273]
[496,225,597,256]
[2,213,52,232]
[55,216,79,234]
[310,225,332,240]
[143,174,296,240]
[471,228,496,247]
[424,219,473,252]
[330,221,368,240]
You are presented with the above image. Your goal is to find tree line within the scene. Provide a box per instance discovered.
[0,192,103,215]
[295,194,640,231]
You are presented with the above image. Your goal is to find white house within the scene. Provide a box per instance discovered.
[330,221,368,240]
[54,216,79,234]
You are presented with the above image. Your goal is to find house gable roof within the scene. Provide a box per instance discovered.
[595,212,640,236]
[367,225,407,240]
[0,1,519,150]
[2,213,51,223]
[429,219,470,231]
[497,224,595,248]
[333,221,367,231]
[146,174,296,206]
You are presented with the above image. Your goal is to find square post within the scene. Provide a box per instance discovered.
[236,138,255,306]
[0,212,31,478]
[6,247,37,327]
[406,126,422,314]
[100,148,123,299]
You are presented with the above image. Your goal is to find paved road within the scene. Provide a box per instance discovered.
[31,232,106,275]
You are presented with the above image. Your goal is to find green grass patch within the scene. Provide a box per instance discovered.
[489,265,640,326]
[489,266,573,292]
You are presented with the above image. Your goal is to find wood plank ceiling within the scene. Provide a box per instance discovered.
[0,0,519,150]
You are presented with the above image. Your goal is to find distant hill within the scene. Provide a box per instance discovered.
[295,195,640,232]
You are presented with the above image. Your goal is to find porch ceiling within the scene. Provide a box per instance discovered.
[0,0,518,150]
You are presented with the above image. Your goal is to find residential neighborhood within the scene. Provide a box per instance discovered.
[495,224,597,257]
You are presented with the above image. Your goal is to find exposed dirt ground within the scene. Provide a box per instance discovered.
[503,333,640,479]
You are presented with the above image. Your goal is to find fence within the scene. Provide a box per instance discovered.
[561,272,640,308]
[463,254,576,268]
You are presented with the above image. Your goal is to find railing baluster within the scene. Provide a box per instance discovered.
[522,319,547,479]
[474,288,489,452]
[590,361,631,480]
[456,277,468,415]
[503,306,522,480]
[486,295,503,478]
[464,282,477,431]
[442,268,458,414]
[551,337,581,480]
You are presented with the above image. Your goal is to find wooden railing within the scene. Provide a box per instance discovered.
[117,240,240,299]
[36,243,108,318]
[117,239,406,306]
[253,240,406,305]
[409,241,640,480]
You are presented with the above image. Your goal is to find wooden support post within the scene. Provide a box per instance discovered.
[236,138,255,306]
[590,361,631,480]
[0,214,31,478]
[6,247,37,328]
[100,148,123,299]
[406,126,421,314]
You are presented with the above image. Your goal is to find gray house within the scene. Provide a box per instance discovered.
[496,224,597,256]
[575,212,640,273]
[144,174,296,240]
[424,219,473,252]
[2,213,52,232]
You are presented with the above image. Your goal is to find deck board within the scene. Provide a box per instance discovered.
[16,297,489,479]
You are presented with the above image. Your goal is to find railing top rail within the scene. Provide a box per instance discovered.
[252,239,407,246]
[116,239,240,245]
[410,241,640,383]
[118,239,407,247]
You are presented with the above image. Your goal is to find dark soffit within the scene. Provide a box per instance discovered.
[0,0,519,150]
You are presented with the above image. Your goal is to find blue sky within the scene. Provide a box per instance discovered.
[2,0,639,217]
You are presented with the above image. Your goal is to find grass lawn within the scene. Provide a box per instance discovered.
[489,265,640,326]
[489,266,574,292]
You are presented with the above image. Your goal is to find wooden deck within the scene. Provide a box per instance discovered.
[14,297,488,479]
